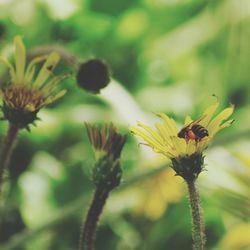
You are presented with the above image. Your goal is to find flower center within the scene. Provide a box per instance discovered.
[2,85,44,111]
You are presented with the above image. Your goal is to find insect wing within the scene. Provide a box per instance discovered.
[185,115,207,128]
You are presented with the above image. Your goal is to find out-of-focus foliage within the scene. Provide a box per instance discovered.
[0,0,250,249]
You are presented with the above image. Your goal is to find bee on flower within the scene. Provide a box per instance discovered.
[130,102,234,181]
[0,36,68,129]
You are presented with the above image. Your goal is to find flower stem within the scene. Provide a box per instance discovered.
[79,187,109,250]
[186,179,206,250]
[0,123,19,192]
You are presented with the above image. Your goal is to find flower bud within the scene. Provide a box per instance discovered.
[93,156,122,191]
[85,123,126,190]
[76,59,110,94]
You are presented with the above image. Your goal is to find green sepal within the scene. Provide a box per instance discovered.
[92,156,122,191]
[2,101,39,129]
[171,153,205,181]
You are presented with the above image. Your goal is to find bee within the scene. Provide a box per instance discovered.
[178,116,209,142]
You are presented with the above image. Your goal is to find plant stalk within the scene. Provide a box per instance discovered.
[0,123,19,192]
[186,179,206,250]
[79,186,109,250]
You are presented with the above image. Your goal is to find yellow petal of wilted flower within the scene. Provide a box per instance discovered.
[34,52,60,87]
[14,35,26,83]
[44,89,67,106]
[24,55,48,83]
[0,58,16,82]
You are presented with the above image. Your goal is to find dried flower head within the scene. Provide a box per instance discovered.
[85,123,127,190]
[85,122,127,160]
[0,36,67,128]
[130,102,234,180]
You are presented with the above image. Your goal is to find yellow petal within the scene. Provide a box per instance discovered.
[171,137,186,156]
[130,127,164,149]
[0,58,16,82]
[137,121,164,144]
[199,102,219,127]
[220,223,250,249]
[212,119,234,135]
[24,103,36,112]
[184,115,193,126]
[155,123,173,146]
[155,112,178,136]
[207,105,234,136]
[42,74,71,96]
[44,89,67,105]
[33,52,60,88]
[220,119,234,129]
[197,137,210,152]
[135,121,176,157]
[143,191,165,220]
[155,121,172,139]
[130,126,175,158]
[14,36,26,83]
[24,55,48,83]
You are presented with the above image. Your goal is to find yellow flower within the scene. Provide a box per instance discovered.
[130,102,234,180]
[0,36,67,128]
[131,102,234,159]
[133,167,184,220]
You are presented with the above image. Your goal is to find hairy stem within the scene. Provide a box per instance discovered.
[186,179,206,250]
[0,124,19,192]
[79,187,109,250]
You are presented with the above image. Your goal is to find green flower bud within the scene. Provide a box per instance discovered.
[85,123,126,191]
[171,153,205,181]
[93,156,122,191]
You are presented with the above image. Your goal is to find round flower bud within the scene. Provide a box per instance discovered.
[76,59,110,94]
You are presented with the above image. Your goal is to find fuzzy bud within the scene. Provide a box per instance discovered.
[93,156,122,191]
[76,59,110,94]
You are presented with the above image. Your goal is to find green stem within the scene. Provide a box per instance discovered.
[0,123,19,193]
[186,179,206,250]
[79,187,109,250]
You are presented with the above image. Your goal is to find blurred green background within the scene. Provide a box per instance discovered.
[0,0,250,249]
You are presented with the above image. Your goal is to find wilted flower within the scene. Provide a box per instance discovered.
[80,123,126,250]
[85,123,127,190]
[0,36,67,129]
[85,122,127,161]
[130,102,234,180]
